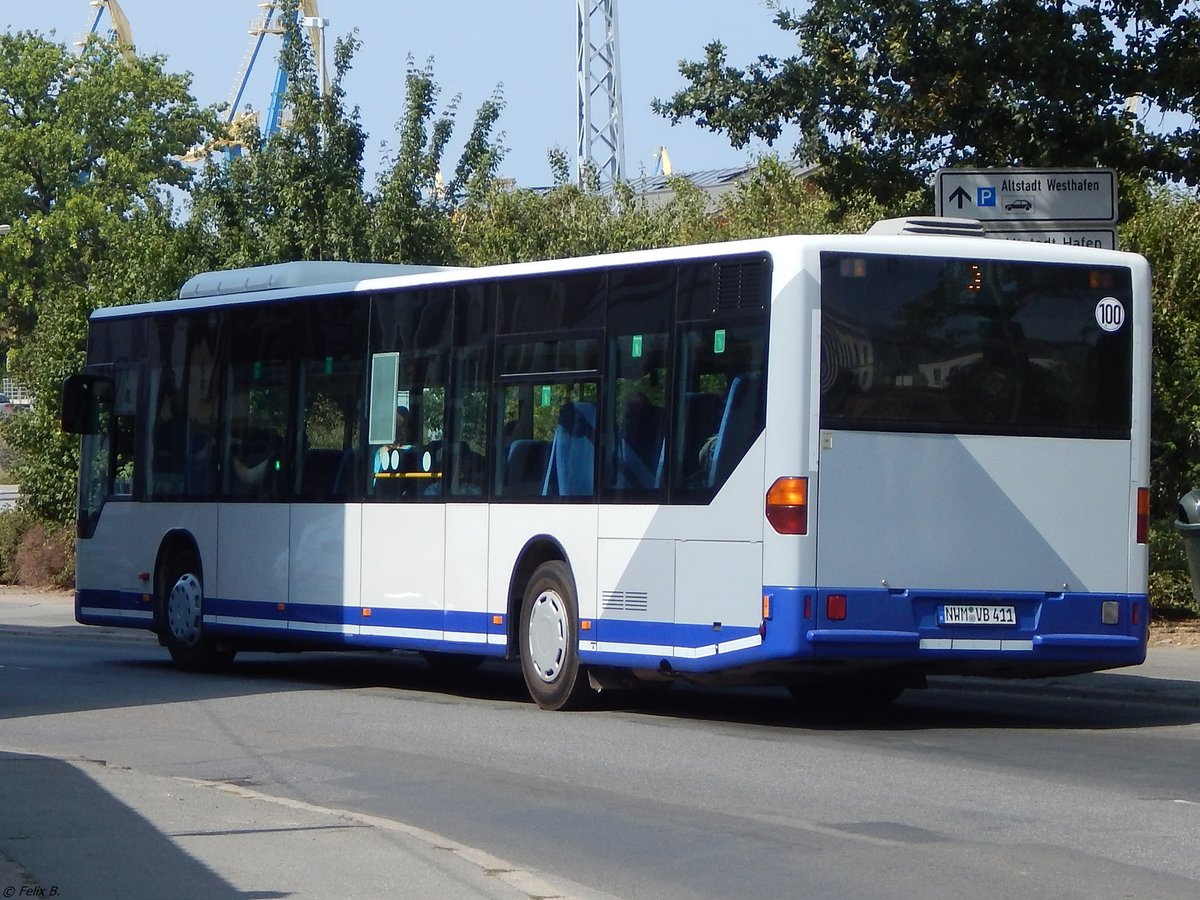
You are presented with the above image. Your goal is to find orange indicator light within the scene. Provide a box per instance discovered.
[766,476,808,535]
[492,615,504,626]
[581,620,592,631]
[362,608,372,617]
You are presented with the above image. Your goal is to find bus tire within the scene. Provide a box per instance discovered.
[161,566,235,672]
[519,560,591,711]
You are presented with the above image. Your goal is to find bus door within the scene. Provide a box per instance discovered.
[359,349,447,643]
[289,355,366,636]
[216,353,292,624]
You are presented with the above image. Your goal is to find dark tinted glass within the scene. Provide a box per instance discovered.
[497,272,605,334]
[820,253,1133,438]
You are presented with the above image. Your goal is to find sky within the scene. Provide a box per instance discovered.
[2,0,803,187]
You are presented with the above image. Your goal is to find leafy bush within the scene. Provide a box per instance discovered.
[0,507,32,584]
[1148,519,1200,620]
[14,521,74,589]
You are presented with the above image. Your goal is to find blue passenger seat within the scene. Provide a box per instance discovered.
[505,438,550,496]
[544,401,596,497]
[616,398,664,490]
[679,391,723,488]
[708,375,763,487]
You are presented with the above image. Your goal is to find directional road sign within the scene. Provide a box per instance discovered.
[936,168,1117,223]
[990,228,1116,251]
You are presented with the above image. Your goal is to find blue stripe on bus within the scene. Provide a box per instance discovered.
[75,584,1150,669]
[76,588,154,625]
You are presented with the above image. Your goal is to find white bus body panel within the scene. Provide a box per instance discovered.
[445,505,491,644]
[815,432,1133,593]
[488,504,599,620]
[76,502,219,621]
[360,504,445,638]
[290,504,362,632]
[215,504,290,623]
[596,438,766,638]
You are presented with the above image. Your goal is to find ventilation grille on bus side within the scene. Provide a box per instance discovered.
[602,590,649,613]
[714,261,766,314]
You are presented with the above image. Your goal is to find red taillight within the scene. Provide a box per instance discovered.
[827,594,847,621]
[766,476,808,535]
[1136,487,1149,544]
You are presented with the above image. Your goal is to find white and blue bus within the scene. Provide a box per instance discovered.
[62,219,1151,709]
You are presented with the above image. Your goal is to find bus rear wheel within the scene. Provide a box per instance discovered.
[519,561,591,711]
[161,566,235,671]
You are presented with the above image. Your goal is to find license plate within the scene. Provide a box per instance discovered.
[940,605,1016,626]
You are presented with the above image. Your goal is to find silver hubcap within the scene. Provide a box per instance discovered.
[527,589,568,682]
[167,573,203,647]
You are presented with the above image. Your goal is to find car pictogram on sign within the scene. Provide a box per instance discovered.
[1004,198,1032,211]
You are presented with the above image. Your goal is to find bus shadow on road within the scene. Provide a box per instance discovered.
[601,674,1200,732]
[192,650,1200,732]
[7,630,1195,732]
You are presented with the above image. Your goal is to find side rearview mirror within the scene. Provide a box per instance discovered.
[61,373,114,435]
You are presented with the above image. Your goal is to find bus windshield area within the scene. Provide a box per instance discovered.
[819,253,1133,439]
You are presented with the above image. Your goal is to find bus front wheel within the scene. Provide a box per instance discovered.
[161,566,235,671]
[519,561,591,711]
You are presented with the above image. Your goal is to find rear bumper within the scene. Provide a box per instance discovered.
[761,585,1149,670]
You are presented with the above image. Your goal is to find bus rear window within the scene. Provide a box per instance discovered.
[819,252,1133,439]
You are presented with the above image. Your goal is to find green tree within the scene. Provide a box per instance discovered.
[714,156,920,239]
[188,0,371,267]
[454,148,715,265]
[1121,187,1200,617]
[0,31,219,522]
[369,58,507,265]
[655,1,1200,210]
[0,30,218,344]
[1122,186,1200,517]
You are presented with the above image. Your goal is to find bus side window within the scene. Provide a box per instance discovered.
[672,322,767,495]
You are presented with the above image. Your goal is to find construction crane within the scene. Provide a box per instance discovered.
[226,1,330,144]
[654,146,673,177]
[86,0,135,62]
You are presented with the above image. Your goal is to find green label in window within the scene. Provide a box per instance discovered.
[540,385,551,406]
[631,334,643,358]
[714,329,727,354]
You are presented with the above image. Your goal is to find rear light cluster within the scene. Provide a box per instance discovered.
[1136,487,1149,544]
[766,476,808,534]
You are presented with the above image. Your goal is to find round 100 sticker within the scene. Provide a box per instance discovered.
[1095,297,1125,332]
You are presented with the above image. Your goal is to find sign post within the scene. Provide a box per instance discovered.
[935,168,1118,249]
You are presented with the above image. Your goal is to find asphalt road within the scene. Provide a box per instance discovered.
[1,608,1199,899]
